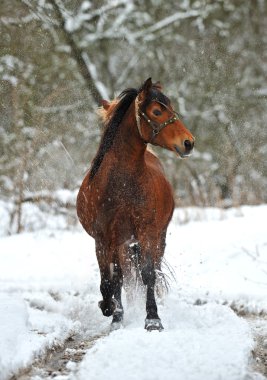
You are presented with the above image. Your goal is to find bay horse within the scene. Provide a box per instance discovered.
[76,78,194,331]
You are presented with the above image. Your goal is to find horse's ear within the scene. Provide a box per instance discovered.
[139,78,153,101]
[142,77,153,94]
[101,99,110,110]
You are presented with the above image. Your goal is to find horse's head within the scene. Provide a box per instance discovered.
[136,78,195,158]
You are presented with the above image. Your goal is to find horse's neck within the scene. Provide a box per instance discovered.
[111,106,147,167]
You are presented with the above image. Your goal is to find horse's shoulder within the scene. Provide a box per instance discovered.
[144,150,173,194]
[145,150,165,173]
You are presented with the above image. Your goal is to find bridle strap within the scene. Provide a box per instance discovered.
[135,98,179,144]
[140,111,178,143]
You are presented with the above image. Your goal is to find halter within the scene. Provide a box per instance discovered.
[135,98,179,144]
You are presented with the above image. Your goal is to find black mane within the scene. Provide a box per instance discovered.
[89,87,138,181]
[88,83,169,181]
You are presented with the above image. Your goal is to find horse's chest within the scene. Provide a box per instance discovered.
[103,170,145,208]
[101,168,173,217]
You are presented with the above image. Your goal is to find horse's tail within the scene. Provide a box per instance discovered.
[128,241,142,284]
[122,241,143,304]
[128,241,140,267]
[128,241,175,297]
[155,257,176,297]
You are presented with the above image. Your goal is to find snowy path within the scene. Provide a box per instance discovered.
[76,301,253,380]
[0,206,267,380]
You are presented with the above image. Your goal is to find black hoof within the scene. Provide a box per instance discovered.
[98,299,116,317]
[111,300,124,327]
[145,318,164,331]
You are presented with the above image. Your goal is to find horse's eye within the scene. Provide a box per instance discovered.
[153,109,162,116]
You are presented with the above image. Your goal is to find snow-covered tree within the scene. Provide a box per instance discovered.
[0,0,266,231]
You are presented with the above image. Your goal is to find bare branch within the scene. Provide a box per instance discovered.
[79,9,203,45]
[65,0,129,33]
[132,9,201,41]
[0,14,36,25]
[46,0,104,105]
[33,100,87,114]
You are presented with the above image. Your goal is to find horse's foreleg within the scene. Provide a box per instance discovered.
[99,268,116,317]
[96,240,115,317]
[98,265,124,320]
[141,255,164,331]
[97,254,124,326]
[111,263,124,326]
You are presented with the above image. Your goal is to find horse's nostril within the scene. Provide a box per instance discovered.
[184,139,194,151]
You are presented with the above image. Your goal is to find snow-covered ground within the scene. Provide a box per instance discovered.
[0,205,267,380]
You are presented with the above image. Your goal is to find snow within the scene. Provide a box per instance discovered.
[77,303,252,380]
[0,55,33,85]
[0,295,29,380]
[81,52,110,100]
[0,205,267,379]
[132,9,201,40]
[169,205,267,310]
[0,293,75,380]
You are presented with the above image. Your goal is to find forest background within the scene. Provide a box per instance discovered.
[0,0,266,233]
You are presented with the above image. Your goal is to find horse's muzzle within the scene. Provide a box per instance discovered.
[184,139,194,153]
[174,140,194,158]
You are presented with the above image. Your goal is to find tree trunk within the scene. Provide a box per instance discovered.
[48,0,103,106]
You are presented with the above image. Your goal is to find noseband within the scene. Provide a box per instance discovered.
[135,98,179,144]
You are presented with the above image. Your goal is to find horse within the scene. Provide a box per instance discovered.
[76,78,194,331]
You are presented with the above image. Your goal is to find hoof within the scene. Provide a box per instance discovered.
[112,310,123,323]
[111,301,124,327]
[98,299,117,317]
[110,321,123,331]
[145,318,164,332]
